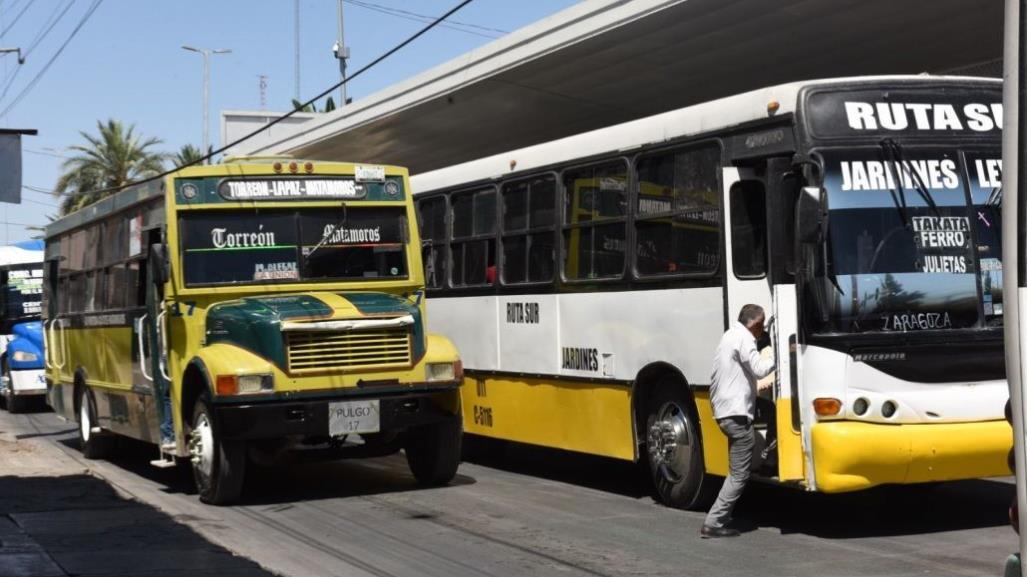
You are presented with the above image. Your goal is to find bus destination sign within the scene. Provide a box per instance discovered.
[218,178,366,201]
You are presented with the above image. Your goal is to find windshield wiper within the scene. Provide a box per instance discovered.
[880,138,941,226]
[305,203,347,261]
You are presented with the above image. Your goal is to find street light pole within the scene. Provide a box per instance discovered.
[181,45,231,161]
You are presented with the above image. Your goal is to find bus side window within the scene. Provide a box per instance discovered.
[451,187,497,287]
[562,161,628,280]
[730,180,768,278]
[418,197,448,289]
[501,174,556,285]
[634,145,721,277]
[133,260,146,307]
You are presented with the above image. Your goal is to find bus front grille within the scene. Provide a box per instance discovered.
[285,327,412,374]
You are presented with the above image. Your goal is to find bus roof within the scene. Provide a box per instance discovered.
[410,75,1001,194]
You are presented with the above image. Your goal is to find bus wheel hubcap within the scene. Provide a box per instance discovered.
[647,401,691,483]
[189,414,214,477]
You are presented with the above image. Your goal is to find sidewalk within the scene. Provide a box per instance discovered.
[0,415,275,577]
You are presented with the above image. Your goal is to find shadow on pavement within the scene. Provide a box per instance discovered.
[58,435,476,507]
[463,436,1013,538]
[0,474,273,576]
[738,478,1014,538]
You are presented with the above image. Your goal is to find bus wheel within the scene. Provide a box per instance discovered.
[405,417,462,487]
[77,387,112,459]
[1,360,16,413]
[645,380,711,510]
[188,394,245,505]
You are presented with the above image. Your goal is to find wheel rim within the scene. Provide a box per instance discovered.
[79,395,91,442]
[647,401,694,484]
[189,412,215,479]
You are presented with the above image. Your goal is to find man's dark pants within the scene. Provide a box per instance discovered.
[703,415,754,528]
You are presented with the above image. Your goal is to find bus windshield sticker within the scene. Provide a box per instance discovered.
[217,178,365,201]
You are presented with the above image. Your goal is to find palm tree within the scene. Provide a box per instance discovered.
[172,143,205,169]
[54,119,166,215]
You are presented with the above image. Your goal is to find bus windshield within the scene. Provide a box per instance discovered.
[2,266,42,323]
[179,207,409,286]
[806,146,1002,334]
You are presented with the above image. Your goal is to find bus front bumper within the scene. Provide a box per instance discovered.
[213,388,459,440]
[811,419,1012,493]
[8,368,45,396]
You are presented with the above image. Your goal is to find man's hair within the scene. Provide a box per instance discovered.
[738,304,765,327]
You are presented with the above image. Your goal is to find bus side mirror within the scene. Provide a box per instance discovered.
[797,186,828,244]
[149,244,170,287]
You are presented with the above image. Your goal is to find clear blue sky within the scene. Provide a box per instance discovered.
[0,0,580,243]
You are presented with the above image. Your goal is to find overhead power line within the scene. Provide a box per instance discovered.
[0,0,102,116]
[0,0,74,102]
[0,0,35,38]
[344,0,506,38]
[59,0,477,201]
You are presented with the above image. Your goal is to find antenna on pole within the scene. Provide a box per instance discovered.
[258,74,268,110]
[334,0,350,107]
[294,0,301,101]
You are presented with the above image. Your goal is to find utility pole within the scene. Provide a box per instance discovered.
[294,0,301,101]
[182,45,232,161]
[334,0,349,106]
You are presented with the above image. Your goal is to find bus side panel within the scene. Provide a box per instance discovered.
[461,373,635,461]
[776,400,805,480]
[693,390,729,476]
[64,323,155,442]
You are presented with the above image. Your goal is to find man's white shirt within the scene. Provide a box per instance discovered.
[709,321,776,420]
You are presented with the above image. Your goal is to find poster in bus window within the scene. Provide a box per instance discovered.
[181,212,299,285]
[6,268,42,319]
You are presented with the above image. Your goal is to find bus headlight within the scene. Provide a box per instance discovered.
[11,351,38,362]
[426,361,460,382]
[215,374,273,395]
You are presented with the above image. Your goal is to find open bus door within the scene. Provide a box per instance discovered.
[722,154,801,480]
[1002,0,1027,573]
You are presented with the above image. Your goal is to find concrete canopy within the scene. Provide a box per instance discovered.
[235,0,1003,174]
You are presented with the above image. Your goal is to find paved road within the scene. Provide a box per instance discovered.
[1,406,1016,577]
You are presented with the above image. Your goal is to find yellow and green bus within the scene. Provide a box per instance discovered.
[43,158,463,504]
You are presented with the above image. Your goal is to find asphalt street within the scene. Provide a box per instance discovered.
[0,405,1016,577]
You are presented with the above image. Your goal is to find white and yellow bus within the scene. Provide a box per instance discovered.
[43,159,463,504]
[413,76,1012,508]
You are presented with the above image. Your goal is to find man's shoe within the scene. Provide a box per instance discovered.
[700,525,740,539]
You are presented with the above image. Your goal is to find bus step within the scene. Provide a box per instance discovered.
[149,456,176,469]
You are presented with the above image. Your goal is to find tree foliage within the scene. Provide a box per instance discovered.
[54,119,166,215]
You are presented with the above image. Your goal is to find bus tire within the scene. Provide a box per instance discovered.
[77,386,112,459]
[189,394,245,505]
[2,360,18,413]
[405,417,461,487]
[645,378,713,510]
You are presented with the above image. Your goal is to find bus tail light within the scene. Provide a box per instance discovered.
[813,397,842,416]
[304,161,314,173]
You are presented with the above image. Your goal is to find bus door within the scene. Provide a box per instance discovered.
[722,156,803,480]
[43,258,69,413]
[133,233,168,444]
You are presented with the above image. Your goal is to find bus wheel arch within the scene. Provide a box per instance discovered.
[180,360,211,434]
[73,371,113,459]
[633,364,716,510]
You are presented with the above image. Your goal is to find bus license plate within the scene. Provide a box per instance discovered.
[328,400,381,436]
